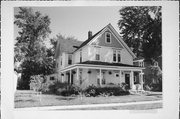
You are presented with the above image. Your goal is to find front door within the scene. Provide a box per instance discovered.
[125,74,130,89]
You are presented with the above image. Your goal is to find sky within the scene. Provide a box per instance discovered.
[14,6,122,42]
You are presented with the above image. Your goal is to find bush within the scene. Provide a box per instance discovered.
[29,75,46,92]
[57,85,82,96]
[144,85,151,91]
[84,85,129,97]
[151,83,162,91]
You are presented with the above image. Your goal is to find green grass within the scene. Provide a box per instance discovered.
[15,90,162,108]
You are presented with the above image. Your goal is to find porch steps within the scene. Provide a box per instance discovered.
[129,90,151,95]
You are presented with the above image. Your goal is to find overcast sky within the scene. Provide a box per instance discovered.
[14,6,122,42]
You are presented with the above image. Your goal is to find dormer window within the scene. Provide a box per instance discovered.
[105,32,111,43]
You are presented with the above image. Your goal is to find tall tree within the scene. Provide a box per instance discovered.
[118,6,161,63]
[14,7,52,89]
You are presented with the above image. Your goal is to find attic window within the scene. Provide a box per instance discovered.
[105,32,111,43]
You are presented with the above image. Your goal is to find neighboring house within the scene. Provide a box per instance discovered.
[133,56,162,85]
[55,24,144,90]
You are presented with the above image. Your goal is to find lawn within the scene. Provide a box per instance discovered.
[58,102,162,110]
[15,90,162,108]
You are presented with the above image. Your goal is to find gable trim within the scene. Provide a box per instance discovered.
[88,25,136,58]
[108,24,136,58]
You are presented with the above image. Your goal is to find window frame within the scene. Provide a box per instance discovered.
[113,49,121,63]
[95,47,100,61]
[105,32,111,44]
[68,54,72,65]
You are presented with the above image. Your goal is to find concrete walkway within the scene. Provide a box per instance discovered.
[15,100,162,111]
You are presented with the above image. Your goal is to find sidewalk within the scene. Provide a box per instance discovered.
[15,100,162,111]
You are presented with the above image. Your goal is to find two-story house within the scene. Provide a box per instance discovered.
[55,24,144,90]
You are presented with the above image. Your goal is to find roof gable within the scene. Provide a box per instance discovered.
[73,24,136,58]
[54,37,82,59]
[89,28,124,49]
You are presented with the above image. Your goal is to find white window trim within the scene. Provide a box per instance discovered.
[105,32,111,44]
[112,49,121,63]
[94,47,100,61]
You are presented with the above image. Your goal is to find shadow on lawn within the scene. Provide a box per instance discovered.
[15,99,36,103]
[56,97,76,101]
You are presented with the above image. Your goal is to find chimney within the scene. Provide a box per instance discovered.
[88,31,92,39]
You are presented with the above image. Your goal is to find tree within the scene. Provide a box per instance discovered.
[118,6,161,63]
[14,7,52,89]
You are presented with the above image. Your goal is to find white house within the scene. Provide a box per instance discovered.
[55,24,144,90]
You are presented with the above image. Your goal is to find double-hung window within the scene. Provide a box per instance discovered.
[113,50,121,63]
[68,54,72,65]
[95,47,100,61]
[117,50,121,62]
[113,50,116,62]
[106,32,111,43]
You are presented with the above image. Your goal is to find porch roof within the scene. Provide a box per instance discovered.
[78,61,140,67]
[60,61,144,72]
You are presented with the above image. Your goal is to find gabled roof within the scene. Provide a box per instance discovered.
[74,23,136,58]
[79,61,140,68]
[54,37,82,59]
[74,26,106,52]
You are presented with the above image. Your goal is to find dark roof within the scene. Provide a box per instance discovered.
[55,37,82,58]
[74,25,107,52]
[78,61,140,68]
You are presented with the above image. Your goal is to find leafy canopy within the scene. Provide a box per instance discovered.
[14,7,53,89]
[118,6,161,63]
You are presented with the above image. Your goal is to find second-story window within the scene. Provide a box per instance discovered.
[139,61,144,67]
[95,47,100,61]
[68,54,72,65]
[113,50,116,62]
[106,32,111,43]
[113,50,121,63]
[117,50,121,62]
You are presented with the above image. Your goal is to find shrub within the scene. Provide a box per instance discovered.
[120,82,129,90]
[29,75,46,92]
[84,85,129,97]
[59,85,82,96]
[144,85,151,91]
[44,82,69,94]
[151,83,162,91]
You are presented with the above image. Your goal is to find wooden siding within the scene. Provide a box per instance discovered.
[90,29,123,49]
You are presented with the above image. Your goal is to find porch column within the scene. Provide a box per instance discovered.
[63,72,66,83]
[130,71,134,89]
[77,68,79,81]
[99,69,102,86]
[70,70,72,85]
[119,70,121,84]
[139,72,144,90]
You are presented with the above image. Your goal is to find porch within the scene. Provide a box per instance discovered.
[59,62,144,90]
